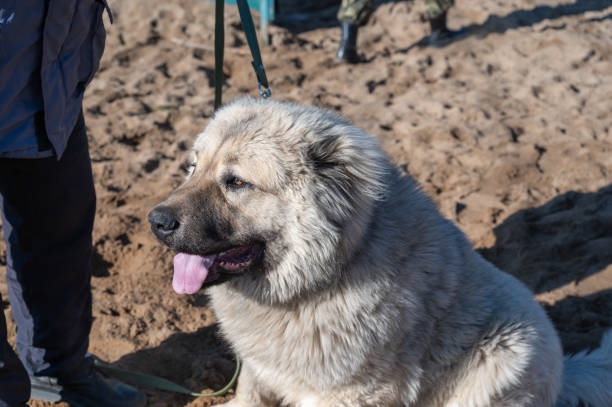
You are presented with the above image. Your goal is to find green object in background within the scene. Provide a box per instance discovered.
[200,0,274,46]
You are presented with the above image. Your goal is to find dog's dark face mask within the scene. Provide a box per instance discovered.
[147,125,292,294]
[149,181,267,291]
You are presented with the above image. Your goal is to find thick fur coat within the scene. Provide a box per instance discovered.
[150,98,612,407]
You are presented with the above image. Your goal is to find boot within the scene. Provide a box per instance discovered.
[336,22,360,64]
[427,11,455,47]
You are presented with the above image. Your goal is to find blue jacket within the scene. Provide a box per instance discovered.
[0,0,111,159]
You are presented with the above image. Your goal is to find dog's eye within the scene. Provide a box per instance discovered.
[226,176,250,189]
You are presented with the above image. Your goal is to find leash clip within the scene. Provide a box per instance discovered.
[258,82,272,99]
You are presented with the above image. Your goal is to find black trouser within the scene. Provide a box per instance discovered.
[0,113,95,406]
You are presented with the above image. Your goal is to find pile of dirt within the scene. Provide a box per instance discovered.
[0,0,610,405]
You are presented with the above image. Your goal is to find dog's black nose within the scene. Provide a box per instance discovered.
[148,206,180,239]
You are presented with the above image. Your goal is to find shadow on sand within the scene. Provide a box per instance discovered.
[398,0,611,51]
[271,0,609,53]
[478,184,612,294]
[104,324,235,404]
[478,184,612,353]
[543,288,612,354]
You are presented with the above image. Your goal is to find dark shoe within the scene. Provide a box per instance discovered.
[426,27,468,48]
[30,367,146,407]
[428,27,455,47]
[427,11,465,47]
[336,22,360,64]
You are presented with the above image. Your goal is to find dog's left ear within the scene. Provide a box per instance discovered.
[307,129,387,219]
[307,135,344,173]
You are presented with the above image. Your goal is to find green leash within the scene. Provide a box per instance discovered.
[235,0,271,98]
[94,356,241,397]
[214,0,225,110]
[214,0,271,110]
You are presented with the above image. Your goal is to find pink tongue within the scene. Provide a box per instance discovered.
[172,253,215,294]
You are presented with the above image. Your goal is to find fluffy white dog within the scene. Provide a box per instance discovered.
[149,98,612,407]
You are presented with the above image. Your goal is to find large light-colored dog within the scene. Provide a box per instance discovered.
[148,98,612,407]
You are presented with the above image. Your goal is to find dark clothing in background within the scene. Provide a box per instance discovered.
[424,0,454,19]
[337,0,454,25]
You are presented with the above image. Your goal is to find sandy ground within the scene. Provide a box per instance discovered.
[1,0,611,405]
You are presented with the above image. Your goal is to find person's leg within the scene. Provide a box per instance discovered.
[425,0,458,46]
[0,113,145,406]
[0,113,95,381]
[0,294,29,407]
[336,0,375,63]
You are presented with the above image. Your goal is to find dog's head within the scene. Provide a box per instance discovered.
[149,97,388,304]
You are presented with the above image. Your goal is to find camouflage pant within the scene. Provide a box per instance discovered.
[337,0,454,25]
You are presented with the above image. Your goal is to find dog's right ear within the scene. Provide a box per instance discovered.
[307,135,344,177]
[306,129,388,225]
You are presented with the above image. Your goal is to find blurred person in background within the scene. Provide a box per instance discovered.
[0,1,146,406]
[336,0,458,62]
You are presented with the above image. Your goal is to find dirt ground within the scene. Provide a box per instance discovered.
[1,0,611,405]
